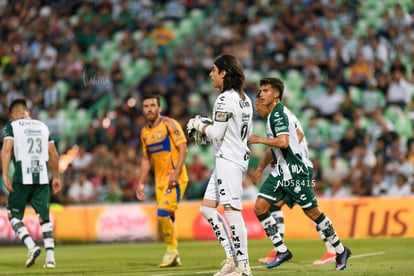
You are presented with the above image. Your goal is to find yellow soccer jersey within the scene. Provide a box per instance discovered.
[141,116,189,188]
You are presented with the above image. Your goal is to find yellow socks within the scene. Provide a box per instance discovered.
[158,216,177,252]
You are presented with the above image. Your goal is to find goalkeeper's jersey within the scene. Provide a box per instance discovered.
[2,118,52,185]
[210,89,253,170]
[267,102,309,181]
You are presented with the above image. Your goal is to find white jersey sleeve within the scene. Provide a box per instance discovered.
[205,89,253,170]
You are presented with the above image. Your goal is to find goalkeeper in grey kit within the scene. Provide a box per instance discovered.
[187,54,253,276]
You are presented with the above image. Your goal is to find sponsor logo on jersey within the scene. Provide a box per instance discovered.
[273,117,283,123]
[271,155,308,178]
[274,126,288,133]
[241,113,250,121]
[271,156,288,177]
[216,102,225,110]
[294,185,301,193]
[291,164,307,174]
[239,100,250,108]
[215,111,229,122]
[24,129,42,136]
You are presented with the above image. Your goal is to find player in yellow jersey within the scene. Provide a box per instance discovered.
[136,94,188,268]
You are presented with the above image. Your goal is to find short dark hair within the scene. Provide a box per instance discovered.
[142,94,161,106]
[9,98,27,114]
[259,77,284,100]
[214,54,245,95]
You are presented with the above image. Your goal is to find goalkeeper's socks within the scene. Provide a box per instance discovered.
[225,210,250,268]
[200,205,235,259]
[10,217,36,249]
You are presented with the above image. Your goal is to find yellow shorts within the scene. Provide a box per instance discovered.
[156,180,188,212]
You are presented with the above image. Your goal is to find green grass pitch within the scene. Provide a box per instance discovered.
[0,238,413,275]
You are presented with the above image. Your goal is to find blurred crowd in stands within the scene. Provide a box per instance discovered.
[0,0,414,206]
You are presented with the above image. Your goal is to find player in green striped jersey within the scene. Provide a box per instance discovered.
[1,99,62,268]
[248,78,351,271]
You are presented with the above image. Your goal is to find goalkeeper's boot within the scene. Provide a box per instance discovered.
[266,249,292,269]
[335,247,351,270]
[26,246,41,268]
[313,251,336,265]
[258,249,276,264]
[214,257,236,276]
[159,250,179,268]
[226,267,252,276]
[43,260,56,268]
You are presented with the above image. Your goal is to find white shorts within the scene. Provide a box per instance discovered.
[203,158,245,210]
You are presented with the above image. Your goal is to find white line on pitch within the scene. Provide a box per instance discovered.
[152,251,386,276]
[350,251,385,259]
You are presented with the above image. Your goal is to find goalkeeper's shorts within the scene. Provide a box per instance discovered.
[203,158,245,210]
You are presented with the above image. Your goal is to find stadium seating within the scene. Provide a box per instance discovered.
[285,69,304,92]
[189,9,205,27]
[349,86,362,104]
[4,0,414,202]
[384,106,414,139]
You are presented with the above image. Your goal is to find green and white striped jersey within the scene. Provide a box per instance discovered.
[266,102,308,181]
[2,118,52,185]
[284,106,313,169]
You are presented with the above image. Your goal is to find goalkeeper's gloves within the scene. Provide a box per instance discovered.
[186,115,213,145]
[193,115,208,132]
[186,117,196,136]
[186,115,209,134]
[192,129,210,145]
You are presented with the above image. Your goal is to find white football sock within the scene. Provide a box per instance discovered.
[10,217,36,250]
[41,222,55,261]
[271,210,285,238]
[200,205,235,259]
[316,214,344,254]
[258,213,288,253]
[315,223,335,253]
[225,210,250,270]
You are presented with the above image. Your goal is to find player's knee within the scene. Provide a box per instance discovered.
[200,205,212,217]
[304,207,321,221]
[254,199,269,216]
[254,206,265,216]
